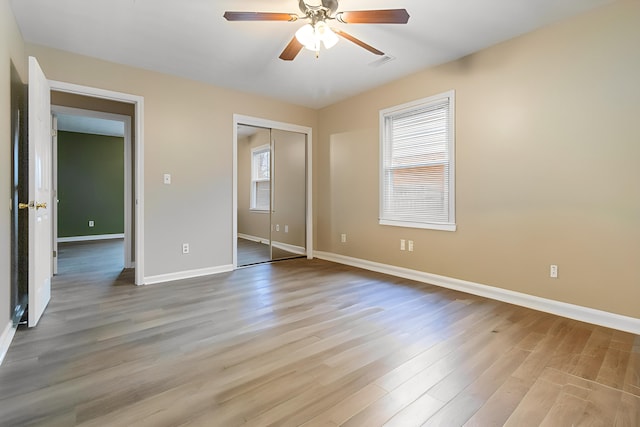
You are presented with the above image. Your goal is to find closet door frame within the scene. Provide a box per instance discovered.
[232,115,312,269]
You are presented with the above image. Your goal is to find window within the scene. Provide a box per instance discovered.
[251,145,270,211]
[380,90,456,231]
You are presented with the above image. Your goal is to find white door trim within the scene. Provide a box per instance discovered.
[51,114,58,275]
[48,80,145,285]
[232,114,313,269]
[51,105,133,269]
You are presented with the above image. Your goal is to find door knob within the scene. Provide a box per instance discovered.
[18,201,46,210]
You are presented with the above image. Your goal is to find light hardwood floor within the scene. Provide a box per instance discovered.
[1,240,638,426]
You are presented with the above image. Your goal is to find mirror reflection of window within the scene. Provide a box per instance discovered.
[251,145,270,211]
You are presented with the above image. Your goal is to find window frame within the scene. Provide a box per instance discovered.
[250,144,270,212]
[379,90,456,231]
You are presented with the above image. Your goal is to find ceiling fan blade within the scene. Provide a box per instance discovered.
[333,29,384,56]
[335,9,410,24]
[223,12,299,22]
[279,36,304,61]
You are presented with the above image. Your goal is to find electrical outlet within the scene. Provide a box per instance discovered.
[182,243,190,254]
[276,224,280,232]
[163,173,171,184]
[341,233,347,243]
[400,239,406,251]
[88,220,95,227]
[550,264,558,278]
[408,240,414,252]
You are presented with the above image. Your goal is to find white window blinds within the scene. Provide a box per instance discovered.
[251,145,270,211]
[380,91,456,231]
[254,180,270,211]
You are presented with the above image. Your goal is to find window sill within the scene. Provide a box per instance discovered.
[379,219,456,232]
[249,209,269,213]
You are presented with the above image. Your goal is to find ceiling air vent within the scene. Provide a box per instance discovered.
[368,55,396,68]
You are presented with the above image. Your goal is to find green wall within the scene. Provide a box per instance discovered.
[57,131,124,238]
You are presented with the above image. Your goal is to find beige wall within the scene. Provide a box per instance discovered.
[316,0,640,318]
[1,0,26,327]
[238,130,270,242]
[25,44,318,278]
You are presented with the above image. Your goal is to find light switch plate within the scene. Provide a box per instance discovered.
[163,173,171,184]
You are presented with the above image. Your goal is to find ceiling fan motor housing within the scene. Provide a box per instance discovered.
[299,0,339,16]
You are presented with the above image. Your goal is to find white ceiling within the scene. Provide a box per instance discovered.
[57,114,125,137]
[11,0,613,109]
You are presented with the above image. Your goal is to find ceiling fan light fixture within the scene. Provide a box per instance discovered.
[295,21,338,52]
[317,21,339,49]
[295,23,317,51]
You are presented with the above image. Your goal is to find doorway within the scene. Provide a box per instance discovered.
[51,105,133,273]
[233,115,313,268]
[47,80,145,286]
[8,58,145,332]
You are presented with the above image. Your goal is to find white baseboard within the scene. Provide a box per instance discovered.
[144,264,234,285]
[239,234,306,255]
[314,251,640,335]
[0,321,17,366]
[238,233,269,245]
[272,241,306,256]
[58,233,125,243]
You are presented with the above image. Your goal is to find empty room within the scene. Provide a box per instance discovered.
[0,0,639,425]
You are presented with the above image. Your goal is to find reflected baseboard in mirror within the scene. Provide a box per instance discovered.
[271,242,304,261]
[237,237,305,267]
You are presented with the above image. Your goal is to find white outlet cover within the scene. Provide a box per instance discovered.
[163,173,171,184]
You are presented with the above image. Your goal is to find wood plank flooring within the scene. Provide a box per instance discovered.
[0,240,638,426]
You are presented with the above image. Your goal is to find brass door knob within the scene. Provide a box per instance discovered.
[18,201,46,210]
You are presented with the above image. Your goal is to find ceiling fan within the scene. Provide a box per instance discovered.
[223,0,410,60]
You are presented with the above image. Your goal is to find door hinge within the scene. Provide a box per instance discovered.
[53,250,57,258]
[51,129,57,137]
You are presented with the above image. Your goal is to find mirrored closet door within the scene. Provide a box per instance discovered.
[236,125,307,266]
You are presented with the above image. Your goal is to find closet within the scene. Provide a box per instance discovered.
[236,125,307,266]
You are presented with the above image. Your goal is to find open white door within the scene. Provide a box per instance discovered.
[27,56,52,327]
